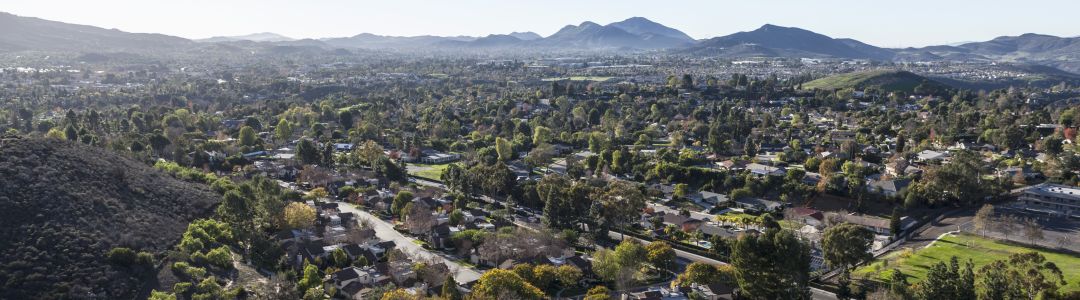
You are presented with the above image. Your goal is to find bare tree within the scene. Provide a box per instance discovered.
[405,201,435,235]
[973,204,995,236]
[335,226,375,244]
[477,228,568,265]
[994,215,1017,241]
[1023,218,1044,246]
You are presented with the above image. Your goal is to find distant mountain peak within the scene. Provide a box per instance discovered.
[691,24,893,60]
[579,21,601,28]
[607,17,695,42]
[507,31,542,40]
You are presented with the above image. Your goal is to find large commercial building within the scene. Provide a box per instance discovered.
[1015,183,1080,218]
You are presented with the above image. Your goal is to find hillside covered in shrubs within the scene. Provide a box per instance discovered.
[0,137,220,299]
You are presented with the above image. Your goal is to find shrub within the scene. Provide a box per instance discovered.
[173,282,192,295]
[136,251,155,266]
[107,247,138,266]
[206,247,233,269]
[171,261,207,280]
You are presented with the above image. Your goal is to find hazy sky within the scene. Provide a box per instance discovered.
[4,0,1079,47]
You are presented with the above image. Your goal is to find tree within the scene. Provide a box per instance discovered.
[283,202,316,229]
[554,265,582,288]
[148,290,177,300]
[887,269,910,300]
[977,252,1066,300]
[673,183,690,199]
[391,191,413,216]
[731,229,811,299]
[584,286,612,300]
[995,214,1019,240]
[531,264,558,290]
[448,209,464,226]
[379,289,415,300]
[1023,218,1044,246]
[338,110,354,130]
[592,240,647,289]
[673,262,734,287]
[217,191,254,233]
[46,127,66,139]
[238,125,258,147]
[914,257,974,300]
[331,247,349,268]
[533,126,552,145]
[973,204,995,237]
[645,241,676,271]
[471,269,544,300]
[441,276,462,300]
[890,207,903,237]
[296,139,321,165]
[64,124,78,141]
[404,201,434,235]
[538,175,582,230]
[306,187,329,200]
[148,133,171,156]
[822,223,873,278]
[592,180,646,234]
[297,262,322,294]
[613,239,647,270]
[275,118,293,142]
[495,136,513,162]
[354,140,385,168]
[525,143,555,168]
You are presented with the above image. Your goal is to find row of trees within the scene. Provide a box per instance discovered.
[882,252,1069,300]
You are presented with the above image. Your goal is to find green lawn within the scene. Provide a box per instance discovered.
[854,233,1080,292]
[407,163,457,181]
[716,211,760,224]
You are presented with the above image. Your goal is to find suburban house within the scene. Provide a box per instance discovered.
[649,183,676,202]
[331,266,391,292]
[866,178,911,197]
[828,213,914,236]
[746,163,786,177]
[715,159,748,171]
[334,143,355,151]
[698,224,736,239]
[733,197,784,212]
[688,191,728,206]
[915,150,948,162]
[402,149,462,164]
[788,207,825,227]
[661,212,706,232]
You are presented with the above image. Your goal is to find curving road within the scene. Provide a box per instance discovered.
[333,200,482,283]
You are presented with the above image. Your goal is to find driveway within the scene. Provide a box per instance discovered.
[334,201,482,283]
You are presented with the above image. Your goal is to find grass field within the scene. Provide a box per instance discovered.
[854,233,1080,291]
[716,211,760,224]
[802,70,948,93]
[541,76,614,82]
[407,163,457,181]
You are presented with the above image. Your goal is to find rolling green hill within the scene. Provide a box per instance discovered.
[803,70,951,94]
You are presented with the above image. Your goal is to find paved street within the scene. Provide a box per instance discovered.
[333,201,482,283]
[408,175,839,298]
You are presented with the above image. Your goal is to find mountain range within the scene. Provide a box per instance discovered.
[197,32,295,43]
[1,11,1079,73]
